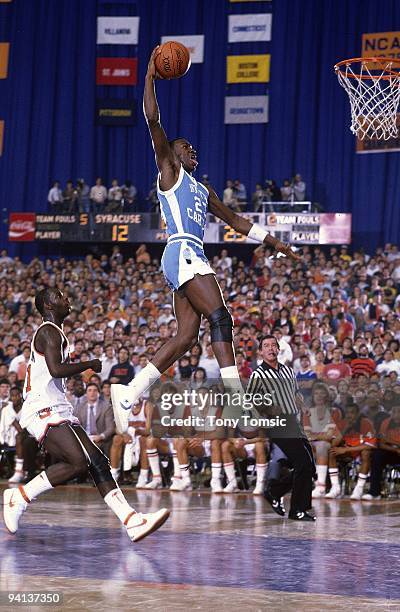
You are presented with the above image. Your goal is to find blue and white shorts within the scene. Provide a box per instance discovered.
[161,234,215,291]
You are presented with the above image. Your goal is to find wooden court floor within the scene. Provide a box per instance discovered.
[1,483,400,611]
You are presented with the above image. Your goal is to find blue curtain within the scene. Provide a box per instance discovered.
[1,0,400,254]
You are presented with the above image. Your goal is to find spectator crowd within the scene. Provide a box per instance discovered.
[47,173,307,217]
[48,178,138,214]
[0,240,399,498]
[223,174,307,212]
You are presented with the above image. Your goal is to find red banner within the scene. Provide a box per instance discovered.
[96,58,137,85]
[9,213,36,241]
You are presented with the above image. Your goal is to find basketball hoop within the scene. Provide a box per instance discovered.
[334,57,400,140]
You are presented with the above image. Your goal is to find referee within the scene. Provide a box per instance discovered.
[246,335,316,521]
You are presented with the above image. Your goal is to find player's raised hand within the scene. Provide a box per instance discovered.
[147,46,162,79]
[274,241,302,262]
[90,359,102,373]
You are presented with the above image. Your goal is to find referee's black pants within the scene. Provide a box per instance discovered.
[267,436,315,513]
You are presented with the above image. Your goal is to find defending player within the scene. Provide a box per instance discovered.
[111,47,300,433]
[3,288,169,542]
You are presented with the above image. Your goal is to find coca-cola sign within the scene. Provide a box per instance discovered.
[8,213,36,241]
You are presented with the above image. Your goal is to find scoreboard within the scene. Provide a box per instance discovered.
[9,212,352,245]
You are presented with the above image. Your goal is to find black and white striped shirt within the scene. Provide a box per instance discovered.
[246,361,300,416]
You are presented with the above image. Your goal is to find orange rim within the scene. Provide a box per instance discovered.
[334,57,400,80]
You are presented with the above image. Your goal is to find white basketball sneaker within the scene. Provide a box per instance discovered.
[362,493,381,501]
[252,484,264,496]
[111,384,134,434]
[8,471,25,484]
[350,486,364,500]
[210,479,223,493]
[125,508,170,542]
[312,486,326,499]
[144,478,162,489]
[223,479,238,493]
[136,476,148,489]
[325,484,341,499]
[3,488,28,534]
[170,478,192,491]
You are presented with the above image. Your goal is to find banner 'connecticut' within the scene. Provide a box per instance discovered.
[96,99,136,126]
[97,17,140,45]
[228,14,272,43]
[227,54,270,83]
[161,35,204,63]
[96,58,137,85]
[225,95,268,124]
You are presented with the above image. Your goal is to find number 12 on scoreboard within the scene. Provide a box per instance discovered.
[111,225,129,242]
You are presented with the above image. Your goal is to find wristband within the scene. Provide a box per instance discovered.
[247,223,269,243]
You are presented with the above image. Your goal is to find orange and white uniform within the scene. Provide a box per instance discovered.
[124,400,148,469]
[20,321,79,443]
[339,416,377,456]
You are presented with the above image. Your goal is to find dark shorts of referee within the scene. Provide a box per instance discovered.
[266,416,316,513]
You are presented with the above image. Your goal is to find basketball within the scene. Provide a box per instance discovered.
[155,41,191,79]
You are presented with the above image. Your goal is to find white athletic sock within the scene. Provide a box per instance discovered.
[356,473,368,491]
[147,449,161,479]
[224,461,236,484]
[172,452,181,478]
[220,366,244,418]
[111,467,120,480]
[22,471,53,502]
[220,366,243,393]
[316,465,328,489]
[329,468,339,487]
[256,463,267,487]
[15,457,24,472]
[180,463,191,484]
[127,363,161,402]
[139,468,148,480]
[211,462,222,481]
[104,487,136,525]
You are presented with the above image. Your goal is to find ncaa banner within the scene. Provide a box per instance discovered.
[96,99,136,125]
[8,213,36,242]
[96,58,137,85]
[97,17,140,45]
[160,35,204,63]
[228,14,272,43]
[362,31,400,60]
[227,54,270,83]
[225,95,268,124]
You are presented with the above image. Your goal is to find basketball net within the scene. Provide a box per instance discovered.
[335,58,400,140]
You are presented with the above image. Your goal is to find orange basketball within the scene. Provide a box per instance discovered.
[155,41,191,80]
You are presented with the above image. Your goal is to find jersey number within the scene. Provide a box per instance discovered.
[26,364,32,393]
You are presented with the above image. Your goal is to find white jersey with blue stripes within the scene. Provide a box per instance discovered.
[157,165,209,241]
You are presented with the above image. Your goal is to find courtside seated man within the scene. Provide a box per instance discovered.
[111,47,300,433]
[3,288,169,542]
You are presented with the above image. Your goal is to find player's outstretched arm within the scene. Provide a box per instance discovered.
[207,186,301,262]
[37,326,102,378]
[143,46,178,185]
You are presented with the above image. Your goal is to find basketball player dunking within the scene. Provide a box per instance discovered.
[3,288,169,541]
[111,47,300,433]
